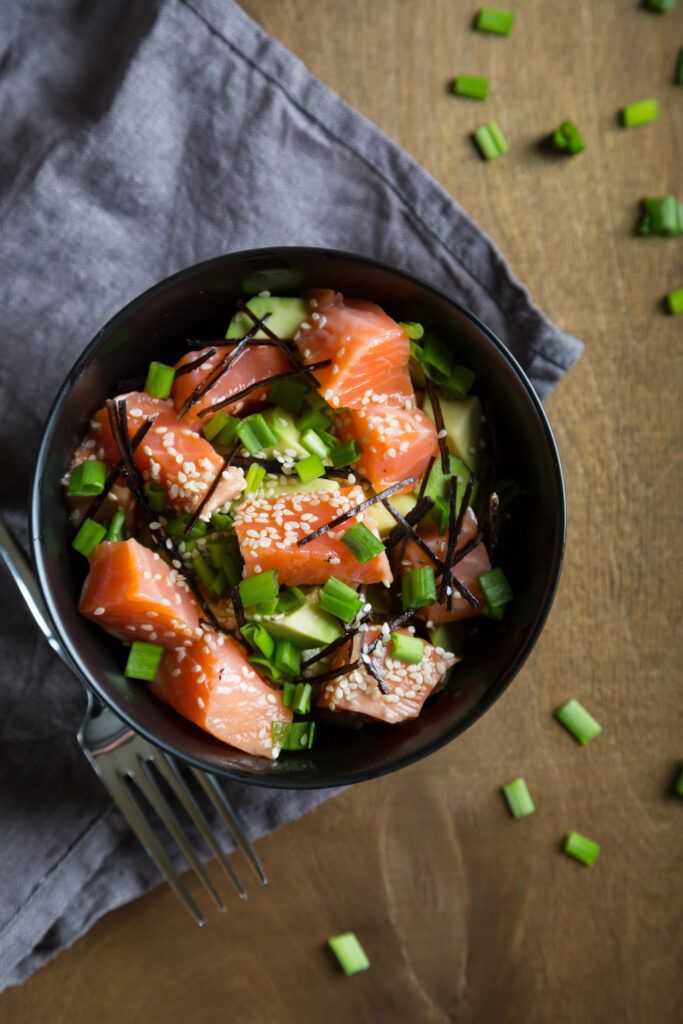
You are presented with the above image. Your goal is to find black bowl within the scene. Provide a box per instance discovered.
[30,247,565,788]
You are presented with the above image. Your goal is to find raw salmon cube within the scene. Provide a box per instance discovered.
[336,402,438,493]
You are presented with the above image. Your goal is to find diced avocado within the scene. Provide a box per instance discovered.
[428,622,464,655]
[226,296,308,341]
[247,590,342,650]
[263,477,340,498]
[371,492,420,536]
[262,407,309,459]
[423,394,483,472]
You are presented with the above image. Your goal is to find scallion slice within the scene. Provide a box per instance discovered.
[245,463,266,493]
[399,321,425,340]
[282,681,296,708]
[320,577,364,622]
[269,378,309,414]
[275,586,306,616]
[203,412,238,445]
[666,286,683,315]
[296,408,332,434]
[165,515,208,541]
[67,460,107,497]
[236,413,277,454]
[241,622,275,659]
[555,699,602,745]
[421,334,454,383]
[564,831,601,867]
[475,7,515,35]
[401,566,437,610]
[474,121,509,160]
[552,120,585,155]
[124,640,164,681]
[239,569,279,608]
[621,98,659,128]
[327,932,370,976]
[144,481,167,512]
[389,632,424,664]
[341,522,385,564]
[295,453,325,484]
[639,195,683,237]
[208,570,228,599]
[192,554,216,590]
[143,361,175,399]
[249,654,283,681]
[271,720,316,751]
[442,365,477,400]
[292,681,313,715]
[273,638,302,677]
[502,777,535,819]
[105,508,126,542]
[300,428,331,459]
[478,567,513,613]
[330,440,361,468]
[453,74,489,99]
[72,518,107,557]
[210,511,233,533]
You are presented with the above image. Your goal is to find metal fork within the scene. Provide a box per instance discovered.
[0,515,267,926]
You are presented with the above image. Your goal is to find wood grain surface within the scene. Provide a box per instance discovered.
[2,2,682,1022]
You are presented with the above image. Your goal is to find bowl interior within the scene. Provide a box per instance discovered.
[31,248,564,787]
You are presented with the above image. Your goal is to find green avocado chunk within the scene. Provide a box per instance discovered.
[423,394,483,472]
[246,590,342,650]
[226,296,309,341]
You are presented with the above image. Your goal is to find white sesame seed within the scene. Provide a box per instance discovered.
[93,607,105,616]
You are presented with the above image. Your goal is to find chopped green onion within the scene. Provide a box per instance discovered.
[144,481,167,512]
[282,681,296,708]
[269,378,309,414]
[271,720,316,751]
[292,681,313,715]
[275,586,306,615]
[295,453,325,484]
[555,699,602,746]
[341,522,385,564]
[165,515,208,541]
[502,777,535,819]
[206,538,226,570]
[143,361,175,399]
[645,0,677,10]
[241,621,276,659]
[675,768,683,797]
[676,48,683,86]
[245,463,266,493]
[564,831,601,867]
[474,121,509,160]
[552,120,585,155]
[621,98,659,128]
[399,321,425,340]
[330,440,361,468]
[442,364,476,399]
[388,632,424,664]
[478,567,513,612]
[327,932,370,976]
[421,334,454,383]
[431,494,450,533]
[236,413,277,454]
[320,576,364,622]
[208,570,228,599]
[666,286,683,315]
[210,511,234,533]
[67,460,107,497]
[639,195,683,237]
[239,569,279,608]
[305,390,330,411]
[401,566,437,610]
[203,412,238,445]
[72,518,107,557]
[105,508,126,542]
[475,7,515,35]
[249,654,283,681]
[192,554,216,590]
[273,638,302,676]
[300,428,330,459]
[124,641,164,681]
[253,596,279,616]
[453,74,489,100]
[296,408,332,434]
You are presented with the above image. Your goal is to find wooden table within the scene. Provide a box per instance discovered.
[2,2,681,1021]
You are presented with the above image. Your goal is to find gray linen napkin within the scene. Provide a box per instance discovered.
[0,0,582,992]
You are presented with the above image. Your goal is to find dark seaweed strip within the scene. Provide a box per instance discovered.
[366,608,417,655]
[235,299,320,388]
[173,347,218,379]
[440,473,475,607]
[381,499,443,571]
[383,496,435,552]
[304,660,361,685]
[177,319,265,420]
[196,360,332,419]
[81,418,153,525]
[424,376,450,473]
[296,477,415,547]
[187,337,278,349]
[301,626,360,669]
[182,444,239,537]
[230,583,246,631]
[416,455,436,503]
[362,653,389,695]
[106,400,224,633]
[487,492,500,562]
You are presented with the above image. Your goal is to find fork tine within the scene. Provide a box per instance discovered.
[191,770,268,886]
[103,769,206,927]
[154,754,246,899]
[134,755,227,913]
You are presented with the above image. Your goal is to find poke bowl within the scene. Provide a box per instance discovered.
[30,247,565,788]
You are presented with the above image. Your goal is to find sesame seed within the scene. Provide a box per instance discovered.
[93,607,105,616]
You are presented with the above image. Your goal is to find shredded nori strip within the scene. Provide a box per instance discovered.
[187,336,278,349]
[182,444,239,537]
[383,495,435,552]
[304,660,361,685]
[440,473,477,609]
[173,347,218,379]
[487,492,500,561]
[236,299,320,388]
[80,417,153,525]
[424,376,450,473]
[230,583,246,631]
[366,609,416,655]
[416,455,436,504]
[301,626,360,669]
[381,499,443,571]
[196,361,332,419]
[105,400,224,633]
[177,318,265,420]
[361,652,390,695]
[296,477,415,547]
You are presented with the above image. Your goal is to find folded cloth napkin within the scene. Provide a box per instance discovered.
[0,0,582,992]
